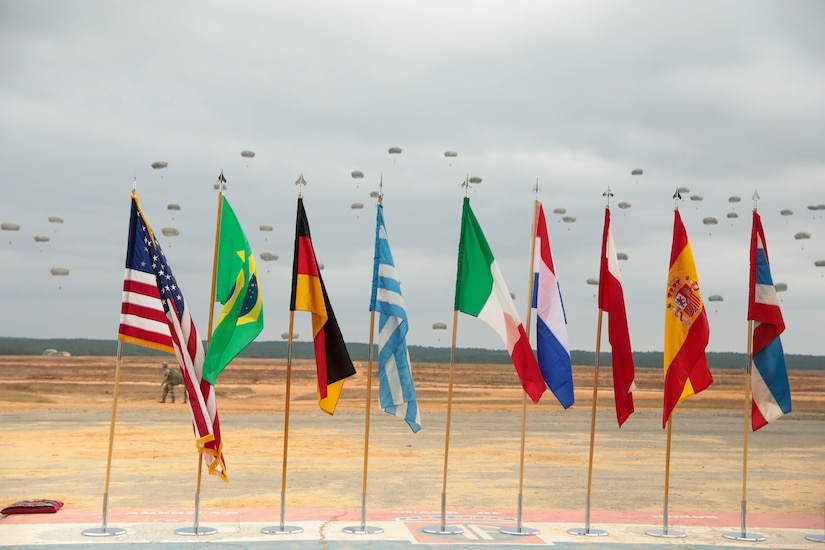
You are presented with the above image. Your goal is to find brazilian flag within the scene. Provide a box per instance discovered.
[203,196,264,384]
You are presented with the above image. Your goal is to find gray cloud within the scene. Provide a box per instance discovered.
[1,0,823,356]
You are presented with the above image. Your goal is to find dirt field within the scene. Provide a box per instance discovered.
[0,355,823,519]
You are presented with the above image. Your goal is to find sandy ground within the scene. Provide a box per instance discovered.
[0,355,823,519]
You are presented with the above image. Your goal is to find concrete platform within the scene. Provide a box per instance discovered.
[2,507,823,548]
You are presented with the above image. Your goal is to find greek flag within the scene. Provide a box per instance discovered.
[370,203,421,433]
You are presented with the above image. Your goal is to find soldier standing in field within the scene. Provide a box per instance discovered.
[160,362,187,403]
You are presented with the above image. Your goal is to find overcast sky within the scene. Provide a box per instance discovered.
[1,1,823,358]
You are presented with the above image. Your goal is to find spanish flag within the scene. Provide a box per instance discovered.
[663,210,713,427]
[291,197,356,414]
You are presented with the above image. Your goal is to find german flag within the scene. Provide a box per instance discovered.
[290,197,356,414]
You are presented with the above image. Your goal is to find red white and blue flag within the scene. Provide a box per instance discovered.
[532,203,574,408]
[119,194,227,480]
[748,211,791,431]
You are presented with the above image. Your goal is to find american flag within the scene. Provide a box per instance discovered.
[119,194,227,480]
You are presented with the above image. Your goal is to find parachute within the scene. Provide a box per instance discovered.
[468,176,482,184]
[259,251,279,261]
[586,277,599,286]
[774,282,788,292]
[702,217,718,225]
[281,331,299,340]
[240,150,256,158]
[167,203,180,211]
[562,216,576,223]
[259,224,273,232]
[432,322,447,330]
[388,146,402,154]
[50,266,70,290]
[48,216,64,224]
[552,208,566,215]
[351,202,364,209]
[34,235,50,243]
[780,209,793,216]
[618,202,631,209]
[369,190,379,198]
[151,161,168,169]
[795,231,811,250]
[631,168,643,176]
[444,151,458,158]
[677,186,690,194]
[727,212,738,219]
[815,260,825,267]
[2,221,19,244]
[690,195,704,201]
[616,252,628,260]
[708,294,724,302]
[161,227,180,237]
[351,170,364,179]
[728,196,741,203]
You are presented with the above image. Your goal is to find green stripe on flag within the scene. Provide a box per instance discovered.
[455,197,495,316]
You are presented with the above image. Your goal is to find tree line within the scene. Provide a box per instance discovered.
[0,337,821,370]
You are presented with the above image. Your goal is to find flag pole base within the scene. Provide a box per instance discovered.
[174,526,217,536]
[805,534,825,543]
[567,526,608,537]
[723,531,766,542]
[500,526,539,536]
[645,528,686,538]
[81,527,126,537]
[342,525,384,534]
[422,524,463,535]
[261,525,303,535]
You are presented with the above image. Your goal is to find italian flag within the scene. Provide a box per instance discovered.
[455,197,546,403]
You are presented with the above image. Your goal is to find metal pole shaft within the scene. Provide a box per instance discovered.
[663,416,673,534]
[740,320,755,536]
[358,312,377,530]
[279,311,296,530]
[584,310,604,532]
[439,310,460,532]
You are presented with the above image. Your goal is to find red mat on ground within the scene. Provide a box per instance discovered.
[2,499,64,515]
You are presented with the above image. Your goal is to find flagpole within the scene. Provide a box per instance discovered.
[570,190,612,537]
[422,309,464,535]
[261,311,303,535]
[568,309,609,537]
[645,416,686,538]
[175,181,227,537]
[343,309,383,534]
[723,320,766,541]
[82,180,136,538]
[263,181,305,536]
[81,341,127,537]
[500,197,540,537]
[645,193,686,538]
